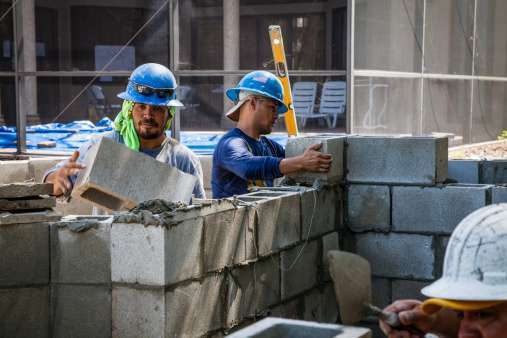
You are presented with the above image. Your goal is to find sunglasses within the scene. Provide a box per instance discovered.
[131,81,174,99]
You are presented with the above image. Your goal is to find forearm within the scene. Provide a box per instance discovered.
[44,171,64,196]
[279,155,303,175]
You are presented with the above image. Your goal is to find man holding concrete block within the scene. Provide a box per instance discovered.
[211,70,332,198]
[44,63,205,200]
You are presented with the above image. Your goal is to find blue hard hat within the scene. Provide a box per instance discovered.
[117,63,183,107]
[226,71,288,114]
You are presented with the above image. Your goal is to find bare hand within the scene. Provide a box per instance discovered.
[47,151,85,196]
[299,143,332,173]
[379,300,435,338]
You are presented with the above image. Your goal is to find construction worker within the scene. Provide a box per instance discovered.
[211,70,332,198]
[379,203,507,338]
[44,63,205,200]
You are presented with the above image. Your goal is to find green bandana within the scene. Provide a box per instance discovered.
[113,100,175,151]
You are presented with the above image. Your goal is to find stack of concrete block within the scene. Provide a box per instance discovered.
[72,137,197,211]
[0,182,55,212]
[448,159,507,184]
[285,135,346,185]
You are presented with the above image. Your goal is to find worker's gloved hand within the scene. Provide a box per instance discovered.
[379,300,435,338]
[300,143,332,173]
[51,151,86,196]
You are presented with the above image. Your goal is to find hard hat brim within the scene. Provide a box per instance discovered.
[117,91,184,107]
[225,87,288,114]
[225,97,250,122]
[421,277,507,303]
[422,298,505,315]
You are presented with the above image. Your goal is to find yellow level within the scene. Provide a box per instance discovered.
[269,25,298,137]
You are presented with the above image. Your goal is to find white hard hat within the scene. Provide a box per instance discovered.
[422,203,507,303]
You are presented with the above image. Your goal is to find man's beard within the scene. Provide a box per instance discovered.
[137,119,163,139]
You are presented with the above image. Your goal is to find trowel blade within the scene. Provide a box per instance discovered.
[327,250,372,325]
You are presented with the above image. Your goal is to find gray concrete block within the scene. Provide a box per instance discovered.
[448,160,480,183]
[204,206,255,272]
[227,258,280,327]
[355,233,434,279]
[301,186,339,238]
[54,198,94,216]
[269,298,302,320]
[51,285,111,338]
[346,136,448,185]
[111,217,203,286]
[112,286,165,338]
[28,157,62,182]
[0,222,49,286]
[492,186,507,203]
[480,160,507,184]
[0,286,49,338]
[198,155,213,189]
[0,182,53,198]
[347,185,390,232]
[244,192,301,256]
[371,278,391,309]
[392,185,489,234]
[303,285,338,323]
[285,135,345,185]
[391,280,428,302]
[51,219,111,284]
[166,274,225,337]
[0,210,61,225]
[0,196,56,211]
[0,160,30,184]
[226,318,371,338]
[281,240,319,300]
[322,232,340,282]
[73,137,197,211]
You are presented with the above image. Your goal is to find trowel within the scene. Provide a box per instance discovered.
[327,250,422,333]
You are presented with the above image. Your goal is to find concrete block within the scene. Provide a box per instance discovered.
[346,136,448,185]
[480,160,507,184]
[285,135,345,185]
[50,285,111,338]
[0,196,55,211]
[434,236,450,278]
[492,186,507,203]
[111,217,203,286]
[28,157,62,182]
[347,185,390,232]
[226,318,371,338]
[199,155,213,189]
[243,192,300,256]
[0,222,49,286]
[112,286,165,338]
[73,137,197,211]
[281,240,319,300]
[371,278,391,309]
[227,258,280,327]
[54,198,94,216]
[204,206,255,272]
[269,298,302,319]
[392,185,489,234]
[304,285,338,323]
[301,186,339,238]
[322,232,340,282]
[391,280,428,302]
[0,210,61,225]
[0,286,49,338]
[448,160,480,183]
[0,182,53,198]
[0,160,30,184]
[355,233,434,279]
[51,219,111,284]
[166,274,225,337]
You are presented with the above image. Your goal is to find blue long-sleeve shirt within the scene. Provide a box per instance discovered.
[211,128,285,198]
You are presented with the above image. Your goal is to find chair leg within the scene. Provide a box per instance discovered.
[326,116,332,128]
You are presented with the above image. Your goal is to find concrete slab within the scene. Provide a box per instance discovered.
[50,284,111,338]
[0,182,53,198]
[0,222,49,286]
[73,137,197,211]
[285,135,345,185]
[0,210,60,225]
[0,196,55,211]
[0,286,49,338]
[0,160,30,184]
[346,136,448,185]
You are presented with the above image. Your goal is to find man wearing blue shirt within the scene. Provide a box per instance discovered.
[44,63,205,200]
[212,71,332,198]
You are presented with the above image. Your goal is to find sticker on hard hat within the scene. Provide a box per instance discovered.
[253,75,269,83]
[275,62,287,78]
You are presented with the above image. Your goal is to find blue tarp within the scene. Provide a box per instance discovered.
[0,118,288,155]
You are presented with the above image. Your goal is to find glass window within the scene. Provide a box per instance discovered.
[0,77,15,125]
[0,0,14,72]
[34,1,170,71]
[424,0,473,75]
[475,1,507,77]
[354,0,423,72]
[352,76,421,134]
[422,79,471,144]
[471,80,507,143]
